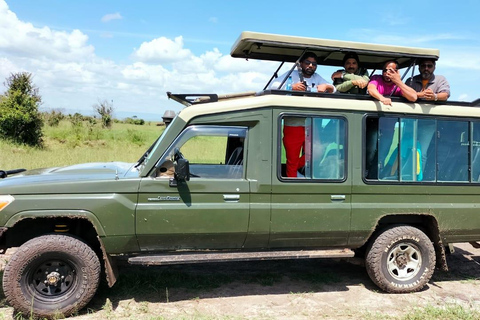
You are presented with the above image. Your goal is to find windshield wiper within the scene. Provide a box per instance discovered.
[0,168,27,179]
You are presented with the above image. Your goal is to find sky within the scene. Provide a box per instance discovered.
[1,0,480,121]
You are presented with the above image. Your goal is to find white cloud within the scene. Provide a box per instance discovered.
[101,12,123,23]
[0,57,18,81]
[0,0,287,118]
[0,3,94,62]
[215,54,277,74]
[133,36,193,64]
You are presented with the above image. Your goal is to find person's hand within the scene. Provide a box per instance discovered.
[331,71,343,80]
[422,88,436,100]
[317,84,331,93]
[292,82,307,91]
[352,79,368,88]
[385,69,401,84]
[380,97,392,106]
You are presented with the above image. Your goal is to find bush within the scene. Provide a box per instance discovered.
[127,129,146,145]
[93,100,114,129]
[124,117,146,125]
[0,72,43,146]
[68,113,84,128]
[43,109,65,127]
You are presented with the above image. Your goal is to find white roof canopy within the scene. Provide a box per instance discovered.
[231,31,440,69]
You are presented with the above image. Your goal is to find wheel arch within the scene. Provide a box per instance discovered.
[2,210,118,287]
[361,214,448,272]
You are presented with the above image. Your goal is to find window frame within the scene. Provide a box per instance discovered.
[153,125,248,180]
[363,114,480,185]
[277,112,348,183]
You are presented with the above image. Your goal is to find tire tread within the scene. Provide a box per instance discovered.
[365,225,435,293]
[3,234,101,318]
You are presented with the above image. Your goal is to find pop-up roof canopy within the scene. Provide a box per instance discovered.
[167,32,449,107]
[231,31,439,70]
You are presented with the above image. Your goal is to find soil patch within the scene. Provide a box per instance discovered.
[1,243,480,319]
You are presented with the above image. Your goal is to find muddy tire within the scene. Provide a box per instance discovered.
[3,234,101,318]
[365,225,435,293]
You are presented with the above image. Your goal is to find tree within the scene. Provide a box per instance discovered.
[93,100,114,128]
[0,72,43,146]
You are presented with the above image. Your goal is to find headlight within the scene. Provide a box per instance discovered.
[0,195,14,211]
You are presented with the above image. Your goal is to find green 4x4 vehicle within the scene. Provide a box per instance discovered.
[1,31,480,318]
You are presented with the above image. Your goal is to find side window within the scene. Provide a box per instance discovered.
[311,118,345,179]
[437,120,468,182]
[155,126,247,179]
[280,115,346,180]
[365,116,470,183]
[181,136,228,164]
[472,123,480,182]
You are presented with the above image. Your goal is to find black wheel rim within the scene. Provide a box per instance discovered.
[26,258,77,299]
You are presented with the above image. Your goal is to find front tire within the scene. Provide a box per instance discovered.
[3,234,101,318]
[365,225,435,293]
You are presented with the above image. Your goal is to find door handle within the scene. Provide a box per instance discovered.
[331,194,345,201]
[223,194,240,202]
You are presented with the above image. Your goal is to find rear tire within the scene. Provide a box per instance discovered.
[365,225,435,293]
[3,234,101,318]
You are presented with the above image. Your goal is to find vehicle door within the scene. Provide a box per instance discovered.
[136,125,250,251]
[270,112,352,247]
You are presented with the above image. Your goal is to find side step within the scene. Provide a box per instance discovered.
[128,249,354,266]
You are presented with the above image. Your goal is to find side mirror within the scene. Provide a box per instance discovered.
[169,148,190,187]
[175,158,190,182]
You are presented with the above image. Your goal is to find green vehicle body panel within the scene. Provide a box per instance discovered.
[0,162,141,253]
[2,94,480,260]
[4,209,107,236]
[270,108,352,247]
[136,178,251,250]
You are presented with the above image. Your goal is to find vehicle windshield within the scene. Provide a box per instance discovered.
[141,120,176,168]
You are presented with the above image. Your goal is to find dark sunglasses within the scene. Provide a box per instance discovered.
[303,60,317,67]
[383,68,397,73]
[420,63,435,69]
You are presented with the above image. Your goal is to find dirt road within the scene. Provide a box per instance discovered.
[1,243,480,319]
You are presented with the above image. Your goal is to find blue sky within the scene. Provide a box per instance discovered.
[1,0,479,120]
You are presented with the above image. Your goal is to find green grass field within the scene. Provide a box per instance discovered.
[0,120,164,171]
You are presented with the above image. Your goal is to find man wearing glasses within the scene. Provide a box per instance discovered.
[269,52,335,93]
[367,60,418,106]
[406,59,450,101]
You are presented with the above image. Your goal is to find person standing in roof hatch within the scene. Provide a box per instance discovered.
[331,52,369,94]
[368,60,417,105]
[405,58,450,102]
[269,52,335,178]
[269,52,335,93]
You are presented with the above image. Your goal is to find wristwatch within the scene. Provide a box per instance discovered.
[434,93,438,101]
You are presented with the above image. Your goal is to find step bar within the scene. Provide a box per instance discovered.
[128,248,355,266]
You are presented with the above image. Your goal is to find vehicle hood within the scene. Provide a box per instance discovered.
[0,162,140,194]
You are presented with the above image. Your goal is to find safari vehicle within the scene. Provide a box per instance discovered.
[1,31,480,318]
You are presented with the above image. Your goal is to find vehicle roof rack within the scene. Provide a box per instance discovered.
[167,91,257,107]
[167,92,218,107]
